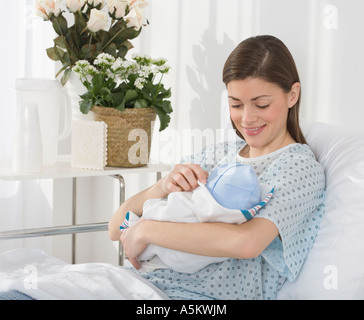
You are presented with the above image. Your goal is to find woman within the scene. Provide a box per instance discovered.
[109,35,325,300]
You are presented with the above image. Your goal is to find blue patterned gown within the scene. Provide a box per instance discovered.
[136,141,325,300]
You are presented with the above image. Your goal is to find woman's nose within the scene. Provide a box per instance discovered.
[241,106,258,125]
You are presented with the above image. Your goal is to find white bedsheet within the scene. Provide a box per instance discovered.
[0,248,169,300]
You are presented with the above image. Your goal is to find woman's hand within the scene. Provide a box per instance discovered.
[160,163,209,194]
[120,218,148,270]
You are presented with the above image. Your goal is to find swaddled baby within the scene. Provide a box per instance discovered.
[121,162,274,273]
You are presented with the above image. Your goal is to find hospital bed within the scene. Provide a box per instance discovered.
[0,121,363,299]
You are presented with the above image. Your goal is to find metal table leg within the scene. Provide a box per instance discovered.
[112,175,125,266]
[72,178,77,264]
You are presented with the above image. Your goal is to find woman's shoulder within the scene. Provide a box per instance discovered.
[279,143,323,169]
[267,143,325,183]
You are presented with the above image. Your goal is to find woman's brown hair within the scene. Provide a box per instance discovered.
[222,35,307,144]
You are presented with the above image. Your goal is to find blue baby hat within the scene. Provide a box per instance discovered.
[205,162,261,210]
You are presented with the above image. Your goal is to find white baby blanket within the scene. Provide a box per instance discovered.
[126,182,274,274]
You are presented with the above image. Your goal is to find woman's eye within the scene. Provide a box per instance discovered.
[231,104,242,108]
[256,104,269,109]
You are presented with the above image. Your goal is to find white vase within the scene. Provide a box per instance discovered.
[67,72,95,121]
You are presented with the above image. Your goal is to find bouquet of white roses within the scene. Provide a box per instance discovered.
[35,0,148,85]
[73,53,173,131]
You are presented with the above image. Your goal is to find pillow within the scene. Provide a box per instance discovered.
[277,121,364,299]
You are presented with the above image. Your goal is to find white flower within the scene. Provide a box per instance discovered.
[67,0,86,13]
[87,8,109,32]
[86,65,99,75]
[94,53,115,66]
[124,7,144,30]
[111,58,124,71]
[107,0,128,19]
[35,0,61,20]
[132,53,152,66]
[111,59,138,78]
[157,64,171,74]
[74,60,91,68]
[73,60,100,77]
[73,60,89,71]
[132,53,150,60]
[134,77,145,89]
[138,65,152,78]
[128,0,149,10]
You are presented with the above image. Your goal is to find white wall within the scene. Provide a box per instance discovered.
[140,0,364,163]
[1,0,364,264]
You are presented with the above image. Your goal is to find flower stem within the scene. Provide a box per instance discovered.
[101,25,125,52]
[87,34,93,59]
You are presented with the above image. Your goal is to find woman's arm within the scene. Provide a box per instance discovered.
[108,163,208,241]
[121,216,279,269]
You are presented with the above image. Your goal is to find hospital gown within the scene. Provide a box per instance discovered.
[136,141,326,300]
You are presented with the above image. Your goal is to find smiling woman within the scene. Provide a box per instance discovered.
[108,35,326,300]
[222,35,307,148]
[227,78,300,158]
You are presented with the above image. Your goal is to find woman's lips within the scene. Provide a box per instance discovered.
[243,125,266,136]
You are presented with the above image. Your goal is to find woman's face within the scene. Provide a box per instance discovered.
[227,77,300,157]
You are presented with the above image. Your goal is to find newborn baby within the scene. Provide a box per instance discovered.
[121,162,274,273]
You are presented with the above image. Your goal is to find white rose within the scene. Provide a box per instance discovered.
[67,0,86,12]
[87,8,109,32]
[35,0,48,19]
[128,0,148,10]
[35,0,61,19]
[107,0,128,19]
[124,7,144,30]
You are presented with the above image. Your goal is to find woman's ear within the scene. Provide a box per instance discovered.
[288,82,300,108]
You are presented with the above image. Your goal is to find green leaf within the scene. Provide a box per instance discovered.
[135,99,148,108]
[111,91,125,107]
[79,99,93,114]
[110,22,141,43]
[80,91,93,100]
[117,45,128,59]
[162,100,173,113]
[115,100,125,112]
[55,66,67,78]
[52,15,68,36]
[103,42,117,56]
[61,52,72,66]
[124,89,138,102]
[120,40,134,51]
[61,68,72,86]
[74,11,87,34]
[100,87,111,96]
[152,105,171,131]
[140,87,153,102]
[157,87,172,99]
[91,73,105,91]
[54,35,68,49]
[46,47,64,61]
[80,44,97,60]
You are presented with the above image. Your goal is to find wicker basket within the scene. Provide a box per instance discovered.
[92,106,156,168]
